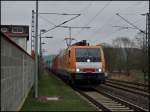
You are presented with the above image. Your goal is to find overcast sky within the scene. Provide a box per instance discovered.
[1,1,149,55]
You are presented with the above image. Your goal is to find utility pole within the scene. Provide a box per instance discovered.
[58,26,90,46]
[140,13,150,79]
[147,13,150,78]
[32,10,80,98]
[34,0,38,98]
[39,30,44,78]
[146,13,149,57]
[31,10,35,55]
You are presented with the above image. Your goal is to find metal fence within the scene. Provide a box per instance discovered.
[1,33,34,111]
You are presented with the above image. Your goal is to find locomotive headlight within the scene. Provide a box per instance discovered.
[87,59,90,62]
[98,68,102,72]
[76,68,80,72]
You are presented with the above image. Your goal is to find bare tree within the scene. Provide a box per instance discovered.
[102,43,114,72]
[134,31,147,53]
[112,37,134,75]
[133,31,148,77]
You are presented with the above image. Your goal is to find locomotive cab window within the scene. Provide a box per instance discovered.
[76,48,101,62]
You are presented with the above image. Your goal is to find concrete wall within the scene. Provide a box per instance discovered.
[1,33,34,111]
[11,37,27,51]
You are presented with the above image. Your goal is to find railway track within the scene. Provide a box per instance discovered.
[50,72,149,111]
[107,79,149,92]
[98,84,149,110]
[76,88,148,111]
[107,79,149,87]
[105,79,149,97]
[105,80,149,97]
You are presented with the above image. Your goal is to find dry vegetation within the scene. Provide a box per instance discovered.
[108,71,148,84]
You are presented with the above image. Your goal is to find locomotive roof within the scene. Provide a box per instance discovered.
[68,45,103,49]
[57,44,103,56]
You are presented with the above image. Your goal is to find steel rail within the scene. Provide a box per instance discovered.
[94,87,148,112]
[104,83,149,97]
[106,80,148,93]
[48,72,148,111]
[76,89,141,111]
[107,79,149,87]
[76,89,110,111]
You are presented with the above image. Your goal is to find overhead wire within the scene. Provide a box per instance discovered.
[88,1,145,39]
[79,2,93,14]
[39,14,81,36]
[38,1,146,41]
[75,1,111,37]
[116,13,146,34]
[106,28,129,38]
[117,1,143,14]
[38,3,93,36]
[39,15,56,26]
[135,18,146,25]
[88,15,115,38]
[103,19,145,41]
[132,17,146,28]
[38,2,93,39]
[67,2,93,40]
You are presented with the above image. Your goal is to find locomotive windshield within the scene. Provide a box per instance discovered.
[76,48,101,62]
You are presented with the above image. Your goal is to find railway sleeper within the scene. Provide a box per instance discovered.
[94,88,148,111]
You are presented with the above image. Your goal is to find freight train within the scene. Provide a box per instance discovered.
[51,40,107,85]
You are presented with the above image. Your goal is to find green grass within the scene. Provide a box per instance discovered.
[21,71,97,111]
